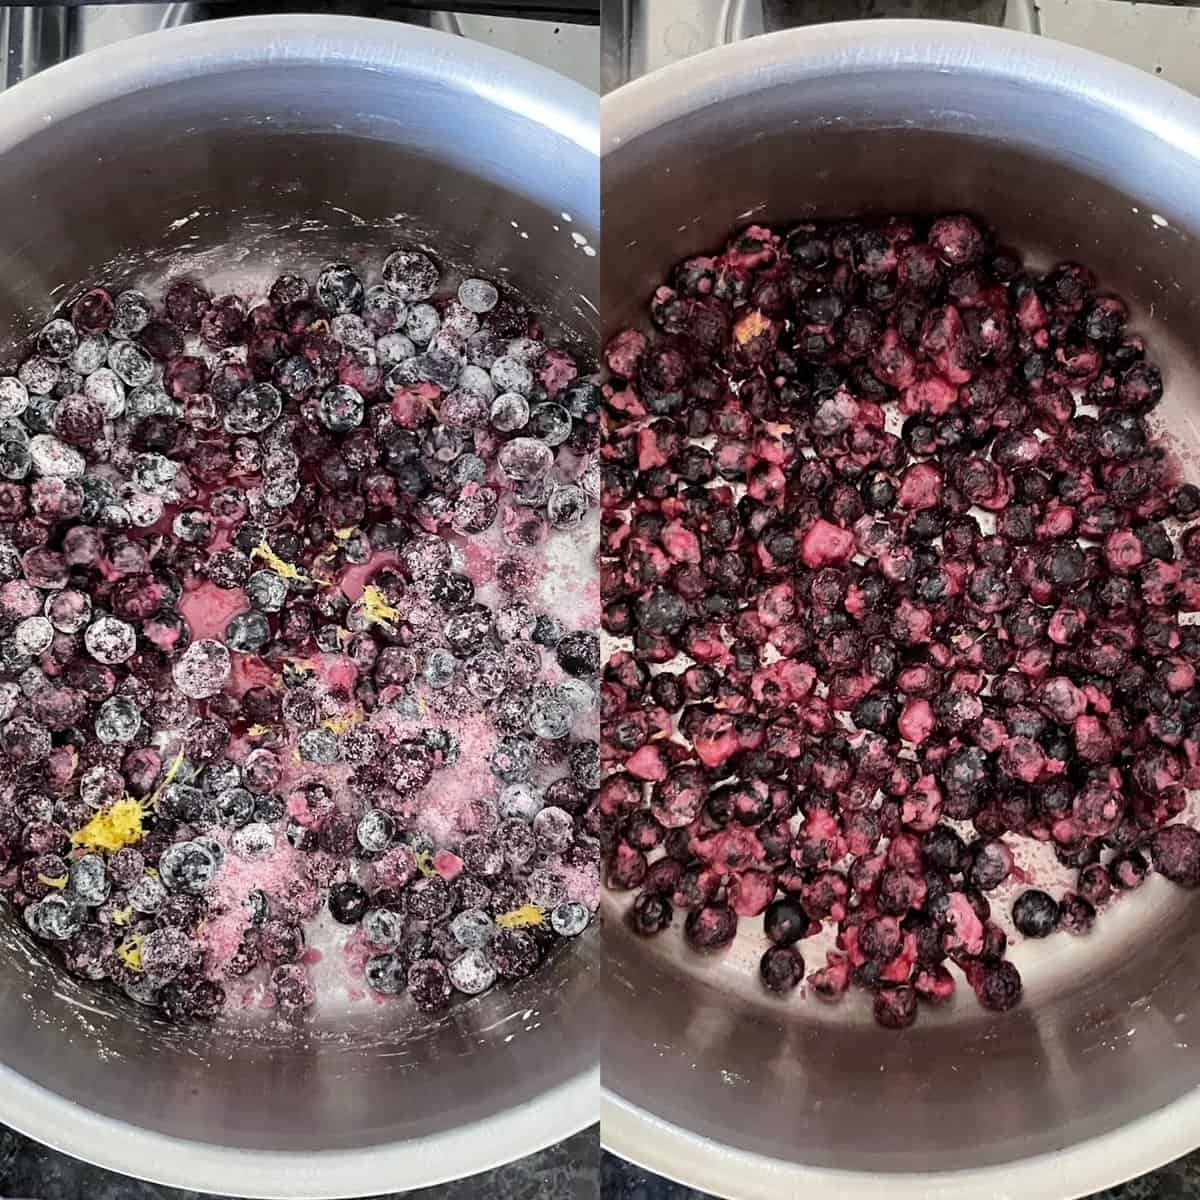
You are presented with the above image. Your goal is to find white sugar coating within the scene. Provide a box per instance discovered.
[450,908,496,948]
[0,377,28,418]
[375,331,416,366]
[382,249,439,302]
[107,340,154,387]
[490,355,533,396]
[172,638,231,699]
[458,277,499,314]
[448,948,497,996]
[404,303,440,345]
[83,615,136,665]
[231,822,275,861]
[70,334,108,375]
[126,491,164,528]
[505,336,544,365]
[12,615,53,656]
[550,901,589,938]
[29,435,84,478]
[84,367,125,417]
[457,363,495,401]
[18,356,58,395]
[498,437,553,481]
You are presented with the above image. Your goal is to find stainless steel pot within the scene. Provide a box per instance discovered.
[0,15,598,1197]
[602,20,1200,1199]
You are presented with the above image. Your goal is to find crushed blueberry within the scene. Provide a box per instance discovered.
[603,212,1200,1027]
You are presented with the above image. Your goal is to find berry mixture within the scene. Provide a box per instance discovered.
[601,213,1200,1028]
[0,250,600,1023]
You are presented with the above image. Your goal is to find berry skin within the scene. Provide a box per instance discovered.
[760,945,804,993]
[1012,889,1059,938]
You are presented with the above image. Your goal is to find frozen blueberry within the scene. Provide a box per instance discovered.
[84,616,136,665]
[128,874,166,913]
[107,340,155,387]
[383,250,439,302]
[69,854,109,906]
[365,952,407,994]
[556,631,599,678]
[316,262,365,314]
[224,611,271,654]
[95,695,141,744]
[550,901,589,938]
[363,908,404,949]
[328,881,369,925]
[448,947,497,995]
[450,908,496,949]
[25,895,83,941]
[217,787,256,827]
[457,278,499,314]
[318,384,364,433]
[357,808,395,854]
[159,840,219,894]
[246,569,288,613]
[547,484,588,529]
[298,728,339,765]
[172,639,231,699]
[224,383,282,435]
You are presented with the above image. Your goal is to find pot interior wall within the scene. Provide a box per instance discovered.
[603,56,1200,1173]
[0,50,598,1153]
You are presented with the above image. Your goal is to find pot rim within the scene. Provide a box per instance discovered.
[0,12,598,1197]
[601,18,1200,1199]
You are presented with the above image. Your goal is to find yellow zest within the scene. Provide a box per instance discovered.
[250,542,307,583]
[117,934,145,972]
[321,711,361,737]
[496,904,545,930]
[111,907,133,927]
[361,584,401,627]
[145,746,187,810]
[71,797,145,853]
[415,850,438,879]
[734,308,770,346]
[334,527,358,541]
[146,867,159,880]
[37,873,68,890]
[247,723,270,737]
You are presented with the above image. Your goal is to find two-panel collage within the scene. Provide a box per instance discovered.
[5,2,1200,1200]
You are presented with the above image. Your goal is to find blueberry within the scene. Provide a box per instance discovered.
[547,484,588,529]
[224,383,282,435]
[763,898,808,945]
[448,948,497,995]
[450,908,496,948]
[760,945,805,993]
[363,908,404,949]
[94,695,141,744]
[223,611,271,654]
[383,250,439,302]
[318,384,364,433]
[158,840,219,894]
[365,952,407,994]
[550,901,589,938]
[215,785,255,828]
[69,854,109,906]
[128,874,167,913]
[328,881,369,925]
[528,403,572,447]
[556,631,599,678]
[25,895,83,941]
[316,262,365,314]
[356,809,395,854]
